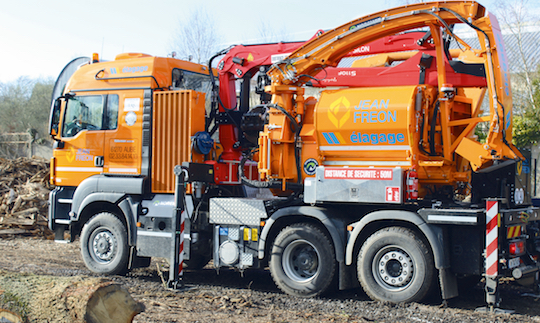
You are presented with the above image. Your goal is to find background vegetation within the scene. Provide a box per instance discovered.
[0,77,54,141]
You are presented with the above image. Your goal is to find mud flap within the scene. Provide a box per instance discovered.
[439,268,458,300]
[338,261,359,290]
[128,246,136,270]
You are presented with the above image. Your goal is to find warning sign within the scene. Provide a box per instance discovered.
[385,187,400,203]
[324,168,393,180]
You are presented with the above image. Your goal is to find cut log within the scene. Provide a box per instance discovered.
[63,279,145,323]
[0,217,35,226]
[11,207,39,217]
[0,309,23,323]
[0,229,27,236]
[0,271,144,322]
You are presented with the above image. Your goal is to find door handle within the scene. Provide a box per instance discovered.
[94,156,104,167]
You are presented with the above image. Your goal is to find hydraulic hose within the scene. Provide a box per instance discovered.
[238,153,303,191]
[429,101,440,156]
[207,48,242,132]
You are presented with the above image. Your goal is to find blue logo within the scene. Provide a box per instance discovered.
[122,66,149,73]
[303,158,318,176]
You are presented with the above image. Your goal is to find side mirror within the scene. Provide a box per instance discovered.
[49,98,62,137]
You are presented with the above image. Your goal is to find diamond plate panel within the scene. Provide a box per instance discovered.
[241,253,254,266]
[228,227,240,241]
[209,198,268,226]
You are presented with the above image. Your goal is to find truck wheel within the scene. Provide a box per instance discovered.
[357,227,434,303]
[269,223,336,297]
[80,212,129,275]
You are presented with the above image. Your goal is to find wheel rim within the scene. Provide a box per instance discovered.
[372,245,414,291]
[90,229,117,264]
[282,239,320,283]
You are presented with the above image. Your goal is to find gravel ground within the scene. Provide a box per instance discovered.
[1,236,540,322]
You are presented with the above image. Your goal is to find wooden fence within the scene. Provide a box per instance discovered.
[0,133,33,159]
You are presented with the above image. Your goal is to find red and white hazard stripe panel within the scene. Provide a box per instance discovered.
[178,210,185,278]
[486,200,499,277]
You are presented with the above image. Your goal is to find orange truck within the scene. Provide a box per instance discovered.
[49,1,540,307]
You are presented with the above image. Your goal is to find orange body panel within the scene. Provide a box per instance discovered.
[53,126,105,186]
[151,90,206,193]
[315,86,413,163]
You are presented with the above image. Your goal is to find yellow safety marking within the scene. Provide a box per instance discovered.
[507,226,515,239]
[252,228,258,241]
[243,228,250,241]
[507,225,522,239]
[509,226,515,239]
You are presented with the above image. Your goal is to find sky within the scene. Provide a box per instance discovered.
[0,0,502,84]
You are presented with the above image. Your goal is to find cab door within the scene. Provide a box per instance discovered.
[102,90,144,176]
[53,93,108,187]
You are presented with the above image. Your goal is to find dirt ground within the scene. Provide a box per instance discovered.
[1,237,540,322]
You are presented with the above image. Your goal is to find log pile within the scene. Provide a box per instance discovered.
[0,157,53,238]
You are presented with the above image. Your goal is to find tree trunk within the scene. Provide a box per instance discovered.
[0,271,144,322]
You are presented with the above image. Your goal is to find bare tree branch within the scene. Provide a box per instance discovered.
[170,7,222,65]
[494,0,540,112]
[256,21,291,43]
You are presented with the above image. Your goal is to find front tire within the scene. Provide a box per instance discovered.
[269,223,336,297]
[80,212,129,275]
[357,226,434,303]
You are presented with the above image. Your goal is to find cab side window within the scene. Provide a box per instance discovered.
[62,95,103,137]
[105,95,119,130]
[171,68,212,96]
[61,94,119,137]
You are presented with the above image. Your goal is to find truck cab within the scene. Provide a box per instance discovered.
[48,53,212,241]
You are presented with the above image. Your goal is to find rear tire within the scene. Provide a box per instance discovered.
[357,226,434,303]
[269,223,336,297]
[80,212,129,275]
